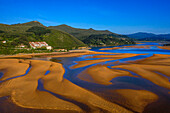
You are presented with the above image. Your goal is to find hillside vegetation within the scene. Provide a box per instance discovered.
[0,21,86,49]
[0,21,135,50]
[83,34,135,46]
[49,24,118,41]
[49,24,135,46]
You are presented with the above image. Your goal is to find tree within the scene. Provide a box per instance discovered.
[0,30,4,33]
[26,26,51,36]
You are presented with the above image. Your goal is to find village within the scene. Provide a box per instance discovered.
[1,40,89,53]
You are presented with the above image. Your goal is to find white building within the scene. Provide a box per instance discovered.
[29,42,52,50]
[18,44,25,48]
[2,41,6,43]
[46,46,52,50]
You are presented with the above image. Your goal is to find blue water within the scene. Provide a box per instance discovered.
[50,42,170,93]
[0,72,3,79]
[0,42,170,112]
[0,66,31,83]
[91,42,170,55]
[1,42,170,95]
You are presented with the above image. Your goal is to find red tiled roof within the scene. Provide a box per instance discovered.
[29,42,49,48]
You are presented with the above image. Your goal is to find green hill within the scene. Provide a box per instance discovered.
[0,21,86,48]
[0,21,135,49]
[44,29,86,48]
[49,24,135,46]
[83,34,135,46]
[49,24,113,41]
[0,21,45,33]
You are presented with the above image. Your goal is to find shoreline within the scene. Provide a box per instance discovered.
[0,49,92,58]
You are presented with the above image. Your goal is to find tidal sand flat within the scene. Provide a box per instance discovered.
[158,46,170,50]
[0,59,132,113]
[99,45,157,50]
[78,65,134,85]
[0,43,170,113]
[71,53,146,69]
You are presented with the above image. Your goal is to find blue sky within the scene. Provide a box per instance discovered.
[0,0,170,34]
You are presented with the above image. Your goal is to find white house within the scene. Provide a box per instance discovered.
[29,42,52,50]
[46,46,52,50]
[18,44,25,48]
[2,41,6,43]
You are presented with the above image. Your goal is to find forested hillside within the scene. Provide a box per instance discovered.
[49,24,135,46]
[0,21,86,49]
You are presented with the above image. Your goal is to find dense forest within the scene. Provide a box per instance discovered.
[83,34,135,46]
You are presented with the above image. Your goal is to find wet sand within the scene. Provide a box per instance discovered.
[100,47,122,50]
[85,53,146,59]
[111,54,170,89]
[0,49,170,113]
[0,50,117,59]
[0,50,91,59]
[102,89,158,113]
[157,46,170,50]
[100,45,156,50]
[0,59,132,113]
[71,53,146,69]
[70,52,170,112]
[78,65,134,85]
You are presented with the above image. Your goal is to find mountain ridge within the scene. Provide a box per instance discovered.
[0,21,135,47]
[49,24,114,41]
[0,21,86,48]
[127,32,170,41]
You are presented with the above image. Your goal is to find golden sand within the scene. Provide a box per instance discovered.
[99,45,156,50]
[72,52,169,112]
[111,54,170,89]
[41,63,132,113]
[0,60,82,111]
[42,51,115,58]
[0,59,132,113]
[105,89,158,113]
[100,47,122,50]
[71,58,116,69]
[85,53,146,59]
[78,65,133,85]
[158,46,170,50]
[0,52,170,112]
[71,53,146,69]
[136,43,144,44]
[112,64,170,89]
[0,50,91,59]
[0,59,29,81]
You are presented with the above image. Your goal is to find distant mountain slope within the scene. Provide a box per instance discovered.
[0,21,86,48]
[0,21,45,33]
[83,34,135,46]
[127,32,156,39]
[49,24,113,41]
[138,34,170,41]
[127,32,170,41]
[44,29,86,48]
[12,21,45,27]
[49,24,135,46]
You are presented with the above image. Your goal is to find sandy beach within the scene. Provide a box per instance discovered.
[157,46,170,50]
